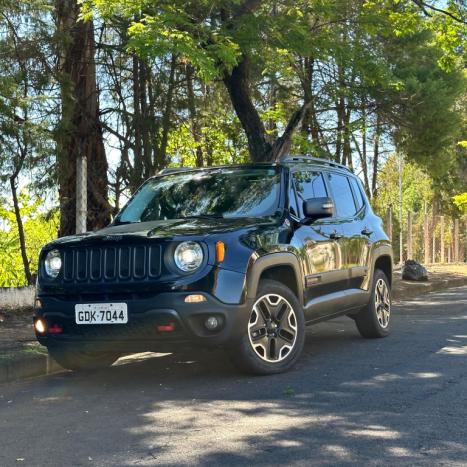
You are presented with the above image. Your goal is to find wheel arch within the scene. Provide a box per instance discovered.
[374,254,393,287]
[246,253,304,305]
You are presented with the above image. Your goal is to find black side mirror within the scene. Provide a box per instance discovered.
[303,197,334,221]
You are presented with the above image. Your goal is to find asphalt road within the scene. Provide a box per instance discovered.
[1,286,467,467]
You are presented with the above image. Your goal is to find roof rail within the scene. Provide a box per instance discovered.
[158,167,193,175]
[281,154,351,172]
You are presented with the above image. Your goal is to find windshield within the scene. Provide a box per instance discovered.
[115,167,281,223]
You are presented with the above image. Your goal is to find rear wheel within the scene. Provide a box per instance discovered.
[355,269,391,338]
[229,279,305,375]
[48,348,120,371]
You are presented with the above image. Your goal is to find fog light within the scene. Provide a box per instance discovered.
[34,319,47,334]
[205,316,220,331]
[184,294,206,303]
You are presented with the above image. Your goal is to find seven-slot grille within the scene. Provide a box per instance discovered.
[61,245,162,283]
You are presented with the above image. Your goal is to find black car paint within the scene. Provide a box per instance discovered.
[34,160,392,353]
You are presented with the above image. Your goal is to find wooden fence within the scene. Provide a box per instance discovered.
[384,207,466,265]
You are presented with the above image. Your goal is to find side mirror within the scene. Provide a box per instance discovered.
[303,197,334,221]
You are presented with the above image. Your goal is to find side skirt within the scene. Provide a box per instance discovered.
[303,289,369,324]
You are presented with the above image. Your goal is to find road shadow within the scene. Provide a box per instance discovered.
[2,287,467,466]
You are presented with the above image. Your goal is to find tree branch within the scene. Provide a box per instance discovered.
[412,0,467,24]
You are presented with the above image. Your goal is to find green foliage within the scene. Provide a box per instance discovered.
[0,192,58,287]
[453,193,467,215]
[374,154,433,219]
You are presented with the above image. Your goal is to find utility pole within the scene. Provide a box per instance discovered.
[440,215,445,264]
[424,201,430,265]
[407,211,413,260]
[76,153,87,234]
[399,153,404,265]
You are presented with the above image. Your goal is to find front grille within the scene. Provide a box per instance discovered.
[62,245,162,283]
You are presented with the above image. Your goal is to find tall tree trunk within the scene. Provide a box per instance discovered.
[300,58,320,145]
[371,114,382,197]
[352,105,371,196]
[10,177,32,285]
[186,64,203,167]
[55,0,110,236]
[156,54,177,171]
[342,106,352,168]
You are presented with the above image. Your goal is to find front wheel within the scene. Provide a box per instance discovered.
[355,269,392,338]
[48,347,120,371]
[229,279,305,375]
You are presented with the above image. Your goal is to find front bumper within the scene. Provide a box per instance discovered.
[34,292,253,353]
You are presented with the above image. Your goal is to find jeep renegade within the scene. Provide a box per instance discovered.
[34,156,393,375]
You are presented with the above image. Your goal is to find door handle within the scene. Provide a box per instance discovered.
[330,230,343,240]
[361,227,373,237]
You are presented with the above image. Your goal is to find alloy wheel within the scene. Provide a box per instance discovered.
[375,278,391,328]
[248,294,298,363]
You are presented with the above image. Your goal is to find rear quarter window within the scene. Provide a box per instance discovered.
[327,173,357,218]
[349,177,366,211]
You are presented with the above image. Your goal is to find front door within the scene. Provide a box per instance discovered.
[290,170,345,310]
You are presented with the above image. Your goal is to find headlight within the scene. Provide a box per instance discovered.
[44,249,62,278]
[174,242,203,272]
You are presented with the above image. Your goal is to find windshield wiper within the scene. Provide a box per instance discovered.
[113,220,141,225]
[183,214,224,219]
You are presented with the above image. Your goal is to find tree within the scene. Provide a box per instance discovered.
[0,0,56,284]
[55,0,111,235]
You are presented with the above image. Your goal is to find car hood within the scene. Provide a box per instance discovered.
[46,217,280,248]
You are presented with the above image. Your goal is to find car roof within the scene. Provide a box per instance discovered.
[158,155,352,177]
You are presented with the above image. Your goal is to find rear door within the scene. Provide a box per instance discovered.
[325,172,369,290]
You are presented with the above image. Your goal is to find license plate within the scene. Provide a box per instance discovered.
[75,303,128,325]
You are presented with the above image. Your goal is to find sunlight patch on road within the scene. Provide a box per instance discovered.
[386,446,413,457]
[346,425,401,439]
[408,372,441,379]
[342,372,403,387]
[324,444,352,459]
[437,346,467,355]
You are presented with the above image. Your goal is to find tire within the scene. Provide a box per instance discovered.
[48,347,120,371]
[229,279,305,375]
[355,269,392,338]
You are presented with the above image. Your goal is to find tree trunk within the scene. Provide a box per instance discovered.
[156,54,177,171]
[10,177,32,285]
[55,0,110,236]
[223,56,272,162]
[223,55,311,162]
[371,114,382,197]
[186,64,203,167]
[131,54,143,190]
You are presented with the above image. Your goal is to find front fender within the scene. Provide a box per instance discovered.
[245,252,304,305]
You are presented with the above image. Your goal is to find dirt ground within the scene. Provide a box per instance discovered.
[1,263,466,358]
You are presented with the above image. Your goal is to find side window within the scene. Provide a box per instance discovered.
[349,177,365,211]
[293,171,327,201]
[327,173,357,218]
[288,180,299,218]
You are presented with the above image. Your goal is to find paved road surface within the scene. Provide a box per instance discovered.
[1,286,467,466]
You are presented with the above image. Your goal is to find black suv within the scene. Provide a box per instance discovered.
[34,156,393,375]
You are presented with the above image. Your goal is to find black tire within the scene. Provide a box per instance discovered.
[355,269,392,338]
[229,279,305,375]
[48,347,120,371]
